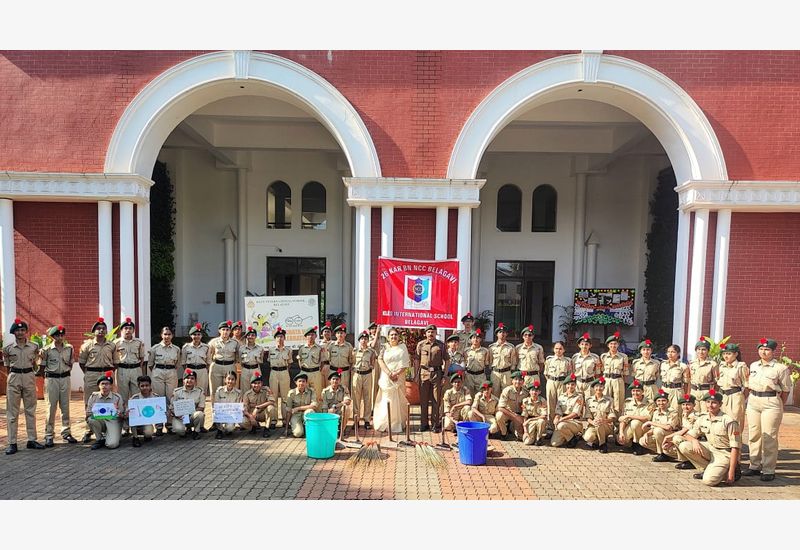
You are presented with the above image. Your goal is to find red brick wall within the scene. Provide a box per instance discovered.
[701,212,717,337]
[447,208,457,259]
[393,209,435,261]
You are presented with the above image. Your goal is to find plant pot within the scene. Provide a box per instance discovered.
[36,376,45,399]
[405,380,420,405]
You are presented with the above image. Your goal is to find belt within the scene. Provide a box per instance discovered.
[301,367,320,373]
[546,374,566,382]
[214,359,234,366]
[154,364,176,370]
[692,384,712,390]
[270,366,288,372]
[86,367,109,373]
[664,382,683,389]
[242,364,261,369]
[115,363,141,369]
[576,376,595,383]
[10,367,33,374]
[722,387,742,395]
[330,366,350,372]
[642,380,656,386]
[186,364,207,370]
[45,372,71,378]
[751,390,777,397]
[605,373,622,379]
[356,369,373,375]
[494,367,511,373]
[467,369,485,375]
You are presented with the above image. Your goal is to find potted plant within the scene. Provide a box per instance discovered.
[398,327,423,405]
[778,344,800,407]
[29,332,53,400]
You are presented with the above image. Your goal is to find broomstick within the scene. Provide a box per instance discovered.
[399,403,414,447]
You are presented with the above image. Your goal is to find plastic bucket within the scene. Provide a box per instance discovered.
[305,412,340,459]
[456,421,490,465]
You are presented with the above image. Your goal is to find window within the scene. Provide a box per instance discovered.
[301,181,327,230]
[496,184,521,232]
[267,257,326,322]
[267,181,292,229]
[532,184,557,232]
[494,261,555,343]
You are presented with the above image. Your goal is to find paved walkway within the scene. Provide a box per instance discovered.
[1,393,798,499]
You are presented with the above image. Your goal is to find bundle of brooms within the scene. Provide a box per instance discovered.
[415,441,448,470]
[346,441,386,468]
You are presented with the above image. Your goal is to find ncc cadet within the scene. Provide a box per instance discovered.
[4,318,45,455]
[285,372,319,438]
[601,331,629,416]
[488,323,517,398]
[668,394,701,469]
[416,324,445,432]
[632,339,661,402]
[213,371,242,439]
[128,375,158,447]
[496,370,526,441]
[321,370,352,432]
[267,325,293,422]
[550,374,584,448]
[717,342,748,430]
[78,317,115,443]
[582,377,615,453]
[328,323,354,393]
[113,317,145,436]
[469,381,500,436]
[209,320,240,401]
[298,326,325,395]
[616,379,653,455]
[742,337,792,482]
[442,371,472,432]
[147,326,182,435]
[572,332,602,400]
[544,341,573,429]
[368,321,387,351]
[181,323,212,398]
[689,337,718,413]
[40,324,77,447]
[453,312,475,353]
[352,330,377,430]
[170,368,205,439]
[241,371,277,437]
[516,325,545,388]
[661,344,690,411]
[319,321,334,380]
[521,380,548,446]
[678,389,742,486]
[640,389,680,461]
[239,326,265,394]
[85,370,125,450]
[464,329,491,396]
[232,320,245,346]
[443,333,466,393]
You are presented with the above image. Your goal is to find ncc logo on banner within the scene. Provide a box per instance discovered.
[377,257,460,329]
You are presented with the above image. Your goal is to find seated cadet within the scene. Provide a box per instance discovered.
[640,389,680,461]
[582,377,616,453]
[666,394,700,469]
[321,370,352,433]
[242,371,277,438]
[442,371,472,432]
[551,374,584,448]
[521,380,548,446]
[677,389,742,486]
[496,370,526,441]
[213,371,242,439]
[285,372,319,438]
[616,379,653,455]
[128,375,158,448]
[469,381,500,436]
[170,368,205,439]
[85,371,125,450]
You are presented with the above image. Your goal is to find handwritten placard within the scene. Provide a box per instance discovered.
[212,402,243,424]
[91,402,118,420]
[127,396,168,426]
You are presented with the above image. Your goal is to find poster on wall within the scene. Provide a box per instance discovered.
[243,295,319,348]
[376,257,460,329]
[573,288,636,326]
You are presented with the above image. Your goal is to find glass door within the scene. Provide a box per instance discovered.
[267,257,326,321]
[494,261,554,343]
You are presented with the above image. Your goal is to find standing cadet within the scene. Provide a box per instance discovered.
[181,323,212,399]
[469,381,500,436]
[170,368,205,439]
[209,320,240,402]
[717,343,748,431]
[464,329,491,396]
[544,341,573,430]
[582,377,615,453]
[78,317,115,443]
[488,323,517,398]
[368,322,387,351]
[267,326,293,424]
[416,324,445,432]
[352,330,377,430]
[660,344,690,411]
[601,331,629,416]
[517,325,545,388]
[85,371,125,450]
[741,338,792,482]
[285,372,319,438]
[232,321,245,347]
[442,371,472,432]
[521,380,548,446]
[550,374,584,448]
[616,379,653,455]
[496,371,526,441]
[239,326,265,394]
[298,326,325,395]
[241,371,277,437]
[632,339,661,402]
[213,371,242,439]
[328,324,354,394]
[321,370,352,433]
[147,326,182,435]
[689,337,718,413]
[454,312,475,353]
[640,389,680,461]
[572,332,602,401]
[128,375,158,448]
[668,394,700,469]
[40,325,77,446]
[3,318,45,455]
[319,321,334,381]
[114,317,145,437]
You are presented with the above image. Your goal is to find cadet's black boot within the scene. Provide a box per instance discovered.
[45,437,55,448]
[262,427,271,438]
[598,443,609,453]
[652,453,670,462]
[63,434,78,444]
[566,436,578,448]
[675,460,696,470]
[632,442,646,456]
[250,425,258,434]
[363,421,371,431]
[192,429,202,440]
[215,430,224,440]
[5,444,18,455]
[81,432,93,444]
[26,440,45,450]
[91,439,106,450]
[132,437,142,448]
[741,468,761,476]
[760,473,775,482]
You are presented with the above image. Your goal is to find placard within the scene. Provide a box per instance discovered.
[212,402,244,424]
[127,396,168,426]
[91,402,118,420]
[573,288,636,326]
[172,398,196,417]
[244,295,319,348]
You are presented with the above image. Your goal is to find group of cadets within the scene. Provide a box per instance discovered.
[3,313,793,486]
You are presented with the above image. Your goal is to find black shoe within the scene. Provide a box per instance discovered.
[250,426,258,434]
[692,472,704,480]
[588,442,598,450]
[735,467,742,481]
[132,437,142,448]
[544,430,553,439]
[81,433,93,444]
[63,434,78,444]
[741,468,761,477]
[535,438,546,446]
[760,473,775,482]
[122,430,131,438]
[209,425,218,432]
[199,426,208,433]
[143,435,153,442]
[599,443,609,454]
[363,421,371,431]
[262,427,271,438]
[155,427,164,437]
[652,453,670,463]
[192,430,202,440]
[215,431,224,440]
[420,425,430,432]
[91,439,106,450]
[566,436,578,448]
[45,438,54,448]
[432,426,442,434]
[675,461,696,470]
[5,444,18,455]
[26,440,45,450]
[632,443,646,456]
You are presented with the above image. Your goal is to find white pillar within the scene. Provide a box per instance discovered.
[119,201,135,323]
[686,209,710,359]
[354,206,371,335]
[237,168,248,321]
[381,205,394,257]
[710,209,732,341]
[470,199,481,310]
[435,206,448,260]
[457,207,472,325]
[342,194,353,324]
[573,173,587,289]
[136,202,151,347]
[98,201,114,323]
[672,210,691,349]
[0,199,16,333]
[222,226,236,322]
[585,240,599,288]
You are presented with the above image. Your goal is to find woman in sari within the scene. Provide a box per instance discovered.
[373,328,410,433]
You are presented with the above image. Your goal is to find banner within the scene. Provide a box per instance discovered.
[377,257,460,329]
[243,295,319,348]
[212,402,244,424]
[127,396,168,427]
[573,288,636,326]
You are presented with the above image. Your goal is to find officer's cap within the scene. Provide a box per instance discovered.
[120,317,135,329]
[605,331,622,345]
[694,336,711,350]
[189,323,204,336]
[294,372,309,381]
[218,320,233,330]
[47,325,66,337]
[304,326,318,337]
[334,323,347,334]
[703,389,723,403]
[461,312,474,323]
[9,317,28,334]
[273,326,286,337]
[628,379,644,391]
[424,324,438,332]
[446,334,460,344]
[98,370,114,385]
[757,338,777,351]
[520,325,535,337]
[91,317,107,332]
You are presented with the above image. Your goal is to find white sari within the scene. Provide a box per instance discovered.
[373,343,410,433]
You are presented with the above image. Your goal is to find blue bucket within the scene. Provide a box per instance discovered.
[305,412,339,459]
[456,421,490,465]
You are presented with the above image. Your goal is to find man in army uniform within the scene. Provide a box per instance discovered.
[85,371,125,450]
[640,389,680,461]
[319,321,334,381]
[496,370,526,440]
[616,379,653,455]
[464,329,491,396]
[79,317,115,443]
[232,320,245,347]
[267,326,293,423]
[582,377,615,453]
[209,320,240,403]
[352,330,377,430]
[551,374,584,447]
[601,331,629,416]
[521,380,548,446]
[661,345,690,412]
[113,317,145,437]
[488,323,517,398]
[453,312,475,353]
[239,326,265,394]
[328,324,354,394]
[181,323,212,400]
[170,368,205,440]
[4,318,45,455]
[40,324,77,447]
[416,324,445,432]
[285,372,319,438]
[544,341,573,430]
[368,321,387,351]
[668,394,700,469]
[213,371,242,439]
[718,342,748,431]
[298,326,325,395]
[242,371,277,437]
[632,339,661,402]
[128,375,158,448]
[443,334,465,393]
[517,325,544,388]
[148,326,182,435]
[572,332,601,401]
[689,337,718,413]
[469,381,500,436]
[442,371,472,432]
[321,370,352,434]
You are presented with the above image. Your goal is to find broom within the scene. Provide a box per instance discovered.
[415,441,448,470]
[346,441,386,468]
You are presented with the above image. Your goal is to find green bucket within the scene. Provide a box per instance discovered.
[305,412,339,459]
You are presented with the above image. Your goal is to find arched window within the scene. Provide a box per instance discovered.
[496,184,521,232]
[302,181,327,230]
[531,184,557,232]
[267,181,292,229]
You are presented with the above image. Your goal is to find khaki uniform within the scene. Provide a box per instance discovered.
[600,352,629,415]
[241,387,277,429]
[618,397,653,446]
[3,340,40,445]
[452,330,472,354]
[488,341,517,397]
[147,343,182,411]
[416,339,445,429]
[469,392,500,434]
[128,391,160,438]
[521,395,548,444]
[328,341,355,394]
[544,355,573,427]
[40,342,74,440]
[86,391,124,448]
[660,361,689,411]
[497,385,525,438]
[298,343,326,395]
[572,352,601,400]
[640,407,680,455]
[170,386,205,435]
[689,358,718,413]
[238,343,265,394]
[443,349,466,393]
[632,358,661,402]
[209,337,240,400]
[285,387,318,437]
[671,410,699,461]
[463,346,491,395]
[678,411,741,486]
[113,337,145,411]
[718,361,748,429]
[582,394,616,446]
[551,392,584,446]
[181,342,212,395]
[321,384,351,430]
[746,359,792,475]
[213,386,242,434]
[78,339,115,406]
[442,386,472,431]
[352,346,377,423]
[267,346,293,418]
[517,342,545,388]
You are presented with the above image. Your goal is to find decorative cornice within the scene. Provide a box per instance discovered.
[233,50,251,80]
[344,178,485,207]
[676,180,800,212]
[0,172,153,203]
[581,50,603,83]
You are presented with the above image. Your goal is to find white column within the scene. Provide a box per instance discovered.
[470,199,482,310]
[573,173,587,289]
[457,207,472,324]
[222,226,236,322]
[237,168,248,321]
[136,202,151,347]
[342,194,353,323]
[710,209,732,341]
[672,210,691,349]
[585,240,599,287]
[98,201,114,322]
[435,206,448,260]
[0,199,16,333]
[381,205,394,257]
[686,209,710,359]
[354,206,371,336]
[119,201,135,323]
